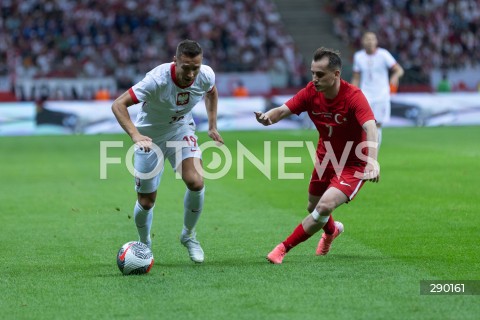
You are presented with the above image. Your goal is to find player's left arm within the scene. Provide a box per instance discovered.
[205,85,224,144]
[362,119,380,183]
[351,72,361,87]
[351,53,361,87]
[389,63,404,88]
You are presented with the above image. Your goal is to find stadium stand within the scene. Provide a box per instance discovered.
[2,0,479,100]
[0,0,305,96]
[275,0,354,82]
[330,0,480,86]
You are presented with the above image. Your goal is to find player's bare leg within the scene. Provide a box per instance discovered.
[135,191,157,248]
[179,157,205,263]
[267,187,346,264]
[307,194,336,235]
[302,188,346,233]
[312,188,347,255]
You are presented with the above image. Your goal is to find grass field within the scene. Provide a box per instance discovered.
[1,126,479,319]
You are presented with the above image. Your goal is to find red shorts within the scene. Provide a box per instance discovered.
[308,165,366,201]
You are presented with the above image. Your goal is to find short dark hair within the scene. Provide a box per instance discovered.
[176,39,203,58]
[312,47,342,71]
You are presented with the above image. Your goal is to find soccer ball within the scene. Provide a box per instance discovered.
[116,241,154,275]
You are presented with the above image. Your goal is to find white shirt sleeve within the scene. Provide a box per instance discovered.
[131,73,158,102]
[381,49,397,69]
[201,65,216,92]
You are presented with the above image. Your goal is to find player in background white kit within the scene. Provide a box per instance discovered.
[112,40,224,263]
[351,32,404,148]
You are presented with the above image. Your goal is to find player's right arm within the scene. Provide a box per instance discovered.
[254,104,292,126]
[112,90,153,151]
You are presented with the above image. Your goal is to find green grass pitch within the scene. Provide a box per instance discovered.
[1,126,479,319]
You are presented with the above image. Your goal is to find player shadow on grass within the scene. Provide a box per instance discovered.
[96,254,390,277]
[158,259,270,268]
[148,253,380,268]
[324,254,390,260]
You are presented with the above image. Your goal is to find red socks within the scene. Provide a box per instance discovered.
[282,215,336,252]
[322,215,336,235]
[282,224,312,252]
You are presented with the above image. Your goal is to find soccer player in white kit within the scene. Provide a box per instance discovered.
[351,32,404,147]
[112,40,224,263]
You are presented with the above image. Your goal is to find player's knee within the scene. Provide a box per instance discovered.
[185,179,204,191]
[138,195,156,210]
[316,201,335,215]
[307,202,316,213]
[138,200,155,210]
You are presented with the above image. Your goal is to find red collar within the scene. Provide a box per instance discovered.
[170,63,194,88]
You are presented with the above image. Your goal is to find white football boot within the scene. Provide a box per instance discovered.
[180,231,204,263]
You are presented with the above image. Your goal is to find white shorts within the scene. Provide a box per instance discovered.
[369,99,391,125]
[133,125,202,193]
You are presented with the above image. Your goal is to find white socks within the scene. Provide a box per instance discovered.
[133,187,204,244]
[183,187,205,235]
[134,201,153,245]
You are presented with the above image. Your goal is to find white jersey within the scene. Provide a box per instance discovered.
[352,48,397,103]
[129,62,215,136]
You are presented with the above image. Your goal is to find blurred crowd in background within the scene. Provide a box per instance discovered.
[0,0,305,90]
[1,0,479,96]
[332,0,480,83]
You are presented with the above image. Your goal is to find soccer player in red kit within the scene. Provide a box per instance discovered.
[255,47,379,264]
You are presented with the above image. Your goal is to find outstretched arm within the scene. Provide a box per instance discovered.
[111,91,153,151]
[205,86,224,144]
[254,104,292,126]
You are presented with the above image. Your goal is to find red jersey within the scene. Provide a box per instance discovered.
[286,80,375,165]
